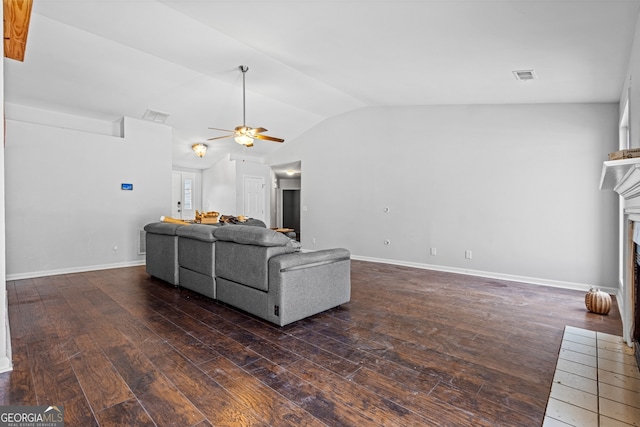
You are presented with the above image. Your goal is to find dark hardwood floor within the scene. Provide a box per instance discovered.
[0,261,622,426]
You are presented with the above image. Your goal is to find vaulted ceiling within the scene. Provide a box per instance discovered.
[4,0,640,169]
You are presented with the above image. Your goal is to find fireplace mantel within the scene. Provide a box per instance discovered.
[600,158,640,191]
[601,159,640,222]
[600,158,638,350]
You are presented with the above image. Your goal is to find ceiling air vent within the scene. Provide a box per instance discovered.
[512,70,537,81]
[142,108,171,123]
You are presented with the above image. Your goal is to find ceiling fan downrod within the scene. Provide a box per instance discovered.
[239,65,248,127]
[206,65,284,145]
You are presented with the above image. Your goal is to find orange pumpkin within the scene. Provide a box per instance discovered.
[585,288,611,315]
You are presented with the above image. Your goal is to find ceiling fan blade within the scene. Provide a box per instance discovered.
[208,127,236,133]
[251,127,268,134]
[207,134,233,141]
[254,134,284,143]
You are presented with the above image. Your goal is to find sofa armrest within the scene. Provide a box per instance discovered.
[266,249,351,326]
[270,248,350,272]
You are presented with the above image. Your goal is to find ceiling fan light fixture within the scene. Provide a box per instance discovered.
[192,143,208,158]
[235,134,254,146]
[207,65,284,146]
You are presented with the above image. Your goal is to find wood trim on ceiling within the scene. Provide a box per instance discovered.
[3,0,32,62]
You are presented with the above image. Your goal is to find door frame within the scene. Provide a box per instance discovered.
[172,171,196,220]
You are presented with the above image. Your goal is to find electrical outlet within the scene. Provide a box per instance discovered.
[312,237,316,244]
[430,248,437,256]
[465,250,472,259]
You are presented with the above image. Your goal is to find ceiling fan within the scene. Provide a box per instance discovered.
[208,65,284,147]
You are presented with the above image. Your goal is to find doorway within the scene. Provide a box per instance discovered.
[283,190,301,240]
[172,171,195,220]
[272,160,302,239]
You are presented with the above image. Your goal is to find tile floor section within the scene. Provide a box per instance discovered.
[543,326,640,426]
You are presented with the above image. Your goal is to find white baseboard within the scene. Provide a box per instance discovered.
[6,255,618,296]
[1,291,12,374]
[351,255,619,295]
[6,260,146,281]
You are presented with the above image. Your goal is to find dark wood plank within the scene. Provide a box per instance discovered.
[67,334,134,411]
[347,365,496,427]
[13,280,97,426]
[94,398,156,427]
[0,282,36,405]
[101,341,205,427]
[150,351,269,427]
[285,357,454,427]
[244,356,393,427]
[200,355,325,427]
[0,261,624,426]
[429,381,540,426]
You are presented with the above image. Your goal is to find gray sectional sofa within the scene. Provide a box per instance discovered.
[177,224,217,299]
[144,219,267,292]
[143,222,182,285]
[144,221,351,326]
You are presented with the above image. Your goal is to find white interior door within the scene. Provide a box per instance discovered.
[244,176,265,221]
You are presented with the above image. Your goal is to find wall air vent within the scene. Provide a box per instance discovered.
[138,230,146,255]
[512,70,537,81]
[142,108,171,123]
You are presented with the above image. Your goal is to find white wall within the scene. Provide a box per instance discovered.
[279,178,301,190]
[0,28,12,372]
[236,159,272,226]
[4,112,172,279]
[269,103,619,290]
[620,11,640,149]
[202,153,236,214]
[202,154,273,225]
[6,103,122,137]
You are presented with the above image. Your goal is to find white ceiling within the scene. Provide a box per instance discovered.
[4,0,640,169]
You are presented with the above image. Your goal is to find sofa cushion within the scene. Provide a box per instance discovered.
[176,224,217,242]
[178,237,215,275]
[144,222,184,236]
[213,225,292,247]
[217,218,266,228]
[215,241,293,291]
[243,218,267,228]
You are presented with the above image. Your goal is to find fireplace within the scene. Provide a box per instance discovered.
[600,159,640,355]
